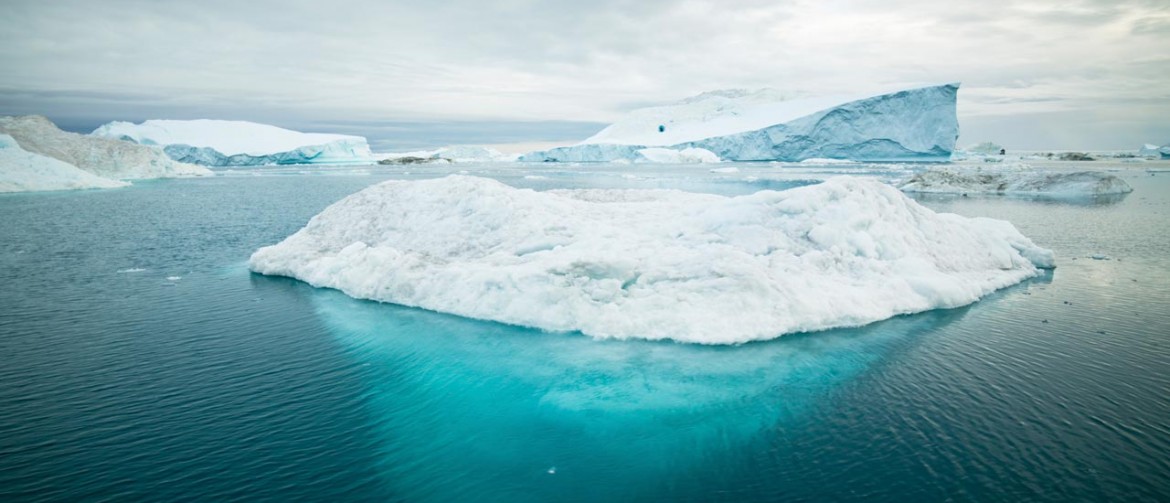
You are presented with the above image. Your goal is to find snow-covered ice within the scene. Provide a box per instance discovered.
[250,175,1054,344]
[91,119,373,166]
[520,84,959,163]
[0,134,130,193]
[1,116,211,180]
[899,164,1133,196]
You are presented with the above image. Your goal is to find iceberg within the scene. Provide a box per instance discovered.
[0,134,130,193]
[378,145,515,164]
[249,175,1053,344]
[519,84,959,163]
[0,116,212,180]
[899,164,1134,196]
[1138,143,1169,159]
[91,119,373,166]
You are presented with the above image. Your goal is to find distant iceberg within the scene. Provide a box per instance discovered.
[92,119,373,166]
[0,134,130,193]
[520,84,959,163]
[899,164,1133,196]
[1138,143,1169,159]
[379,145,515,164]
[250,175,1053,344]
[0,115,211,184]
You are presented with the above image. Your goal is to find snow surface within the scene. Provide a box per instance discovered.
[250,175,1054,344]
[0,134,130,193]
[899,164,1134,196]
[583,88,859,146]
[520,84,959,163]
[0,116,212,179]
[91,119,372,166]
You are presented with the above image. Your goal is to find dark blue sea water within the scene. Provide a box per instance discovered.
[2,162,1169,502]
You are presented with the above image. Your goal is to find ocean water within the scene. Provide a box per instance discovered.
[1,162,1169,501]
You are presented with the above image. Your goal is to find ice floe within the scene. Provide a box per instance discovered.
[250,175,1054,344]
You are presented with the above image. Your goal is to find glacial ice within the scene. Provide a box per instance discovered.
[249,175,1054,344]
[634,147,721,163]
[0,134,130,193]
[519,84,959,163]
[91,119,373,166]
[1138,143,1169,159]
[0,116,212,180]
[899,164,1134,196]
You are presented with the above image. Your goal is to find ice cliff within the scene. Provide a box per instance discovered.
[249,175,1053,344]
[519,84,959,163]
[0,116,211,182]
[0,134,129,192]
[91,119,373,166]
[899,164,1133,197]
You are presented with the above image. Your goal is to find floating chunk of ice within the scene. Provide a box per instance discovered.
[251,175,1054,344]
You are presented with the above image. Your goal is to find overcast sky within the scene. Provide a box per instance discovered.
[2,0,1167,150]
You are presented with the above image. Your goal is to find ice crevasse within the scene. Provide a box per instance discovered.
[250,175,1053,344]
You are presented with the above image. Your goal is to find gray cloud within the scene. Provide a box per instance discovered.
[1,0,1168,149]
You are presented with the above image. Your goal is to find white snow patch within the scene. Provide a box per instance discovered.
[250,175,1054,344]
[586,88,884,146]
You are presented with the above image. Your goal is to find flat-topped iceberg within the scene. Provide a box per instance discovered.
[519,84,959,163]
[899,164,1133,196]
[0,115,211,181]
[91,119,373,166]
[0,134,130,193]
[249,175,1053,344]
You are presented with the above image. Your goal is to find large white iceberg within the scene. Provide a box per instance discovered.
[0,134,130,193]
[92,119,373,166]
[519,84,959,163]
[899,164,1133,196]
[249,175,1053,344]
[0,116,211,180]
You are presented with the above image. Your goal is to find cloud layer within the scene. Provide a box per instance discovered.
[1,0,1167,149]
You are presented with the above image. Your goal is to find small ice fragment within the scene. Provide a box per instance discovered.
[166,276,182,281]
[117,268,146,273]
[1090,254,1109,260]
[547,467,556,475]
